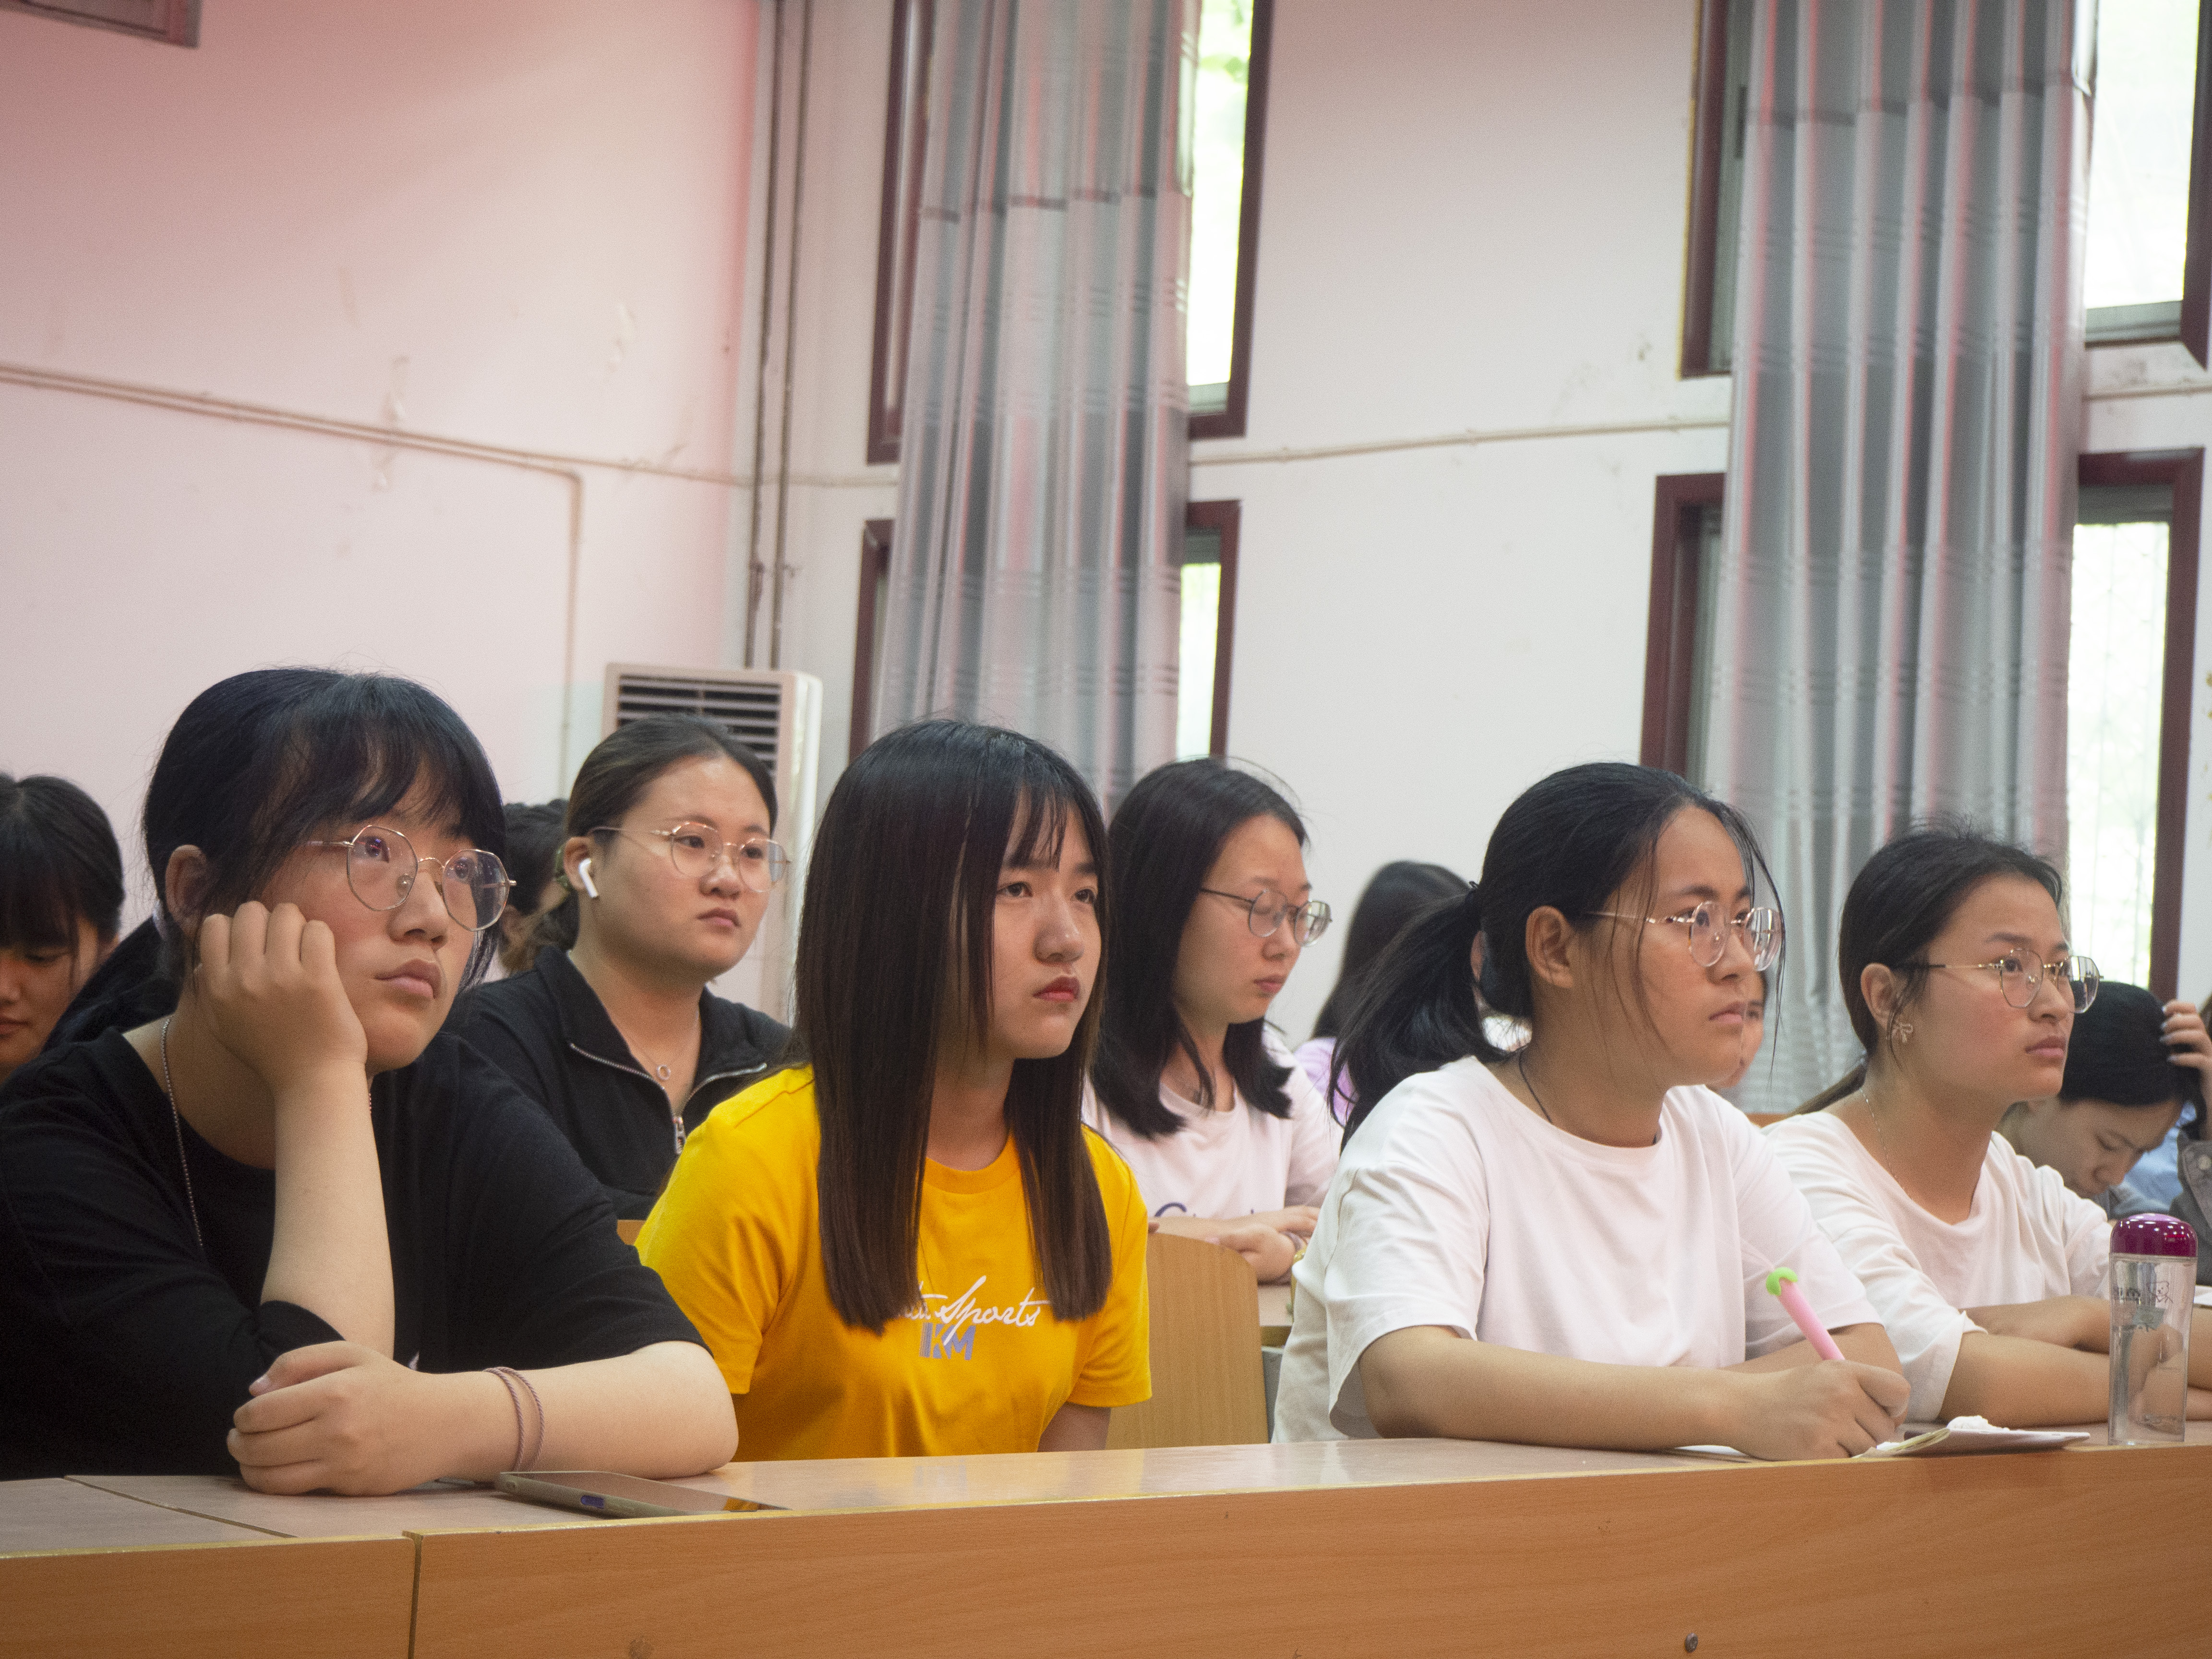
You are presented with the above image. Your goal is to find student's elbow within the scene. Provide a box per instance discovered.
[660,1342,740,1471]
[1358,1331,1445,1438]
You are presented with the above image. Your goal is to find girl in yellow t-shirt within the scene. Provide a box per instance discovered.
[638,721,1151,1459]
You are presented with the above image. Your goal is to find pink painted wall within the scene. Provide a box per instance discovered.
[0,0,757,913]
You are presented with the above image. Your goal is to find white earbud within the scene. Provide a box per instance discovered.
[577,857,600,900]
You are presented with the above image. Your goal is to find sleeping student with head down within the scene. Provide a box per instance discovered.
[1273,762,1908,1459]
[0,669,734,1490]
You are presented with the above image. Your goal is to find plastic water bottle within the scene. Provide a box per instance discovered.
[2109,1214,2196,1446]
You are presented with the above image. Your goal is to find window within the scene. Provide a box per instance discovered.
[847,503,1239,762]
[0,0,197,45]
[2084,0,2206,351]
[1178,501,1240,756]
[2070,451,2203,997]
[866,0,1272,459]
[1643,456,2205,998]
[1682,0,2212,371]
[1639,474,1726,773]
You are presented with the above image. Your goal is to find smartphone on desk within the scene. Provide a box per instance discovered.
[496,1471,783,1519]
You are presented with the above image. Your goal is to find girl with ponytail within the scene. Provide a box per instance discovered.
[1275,762,1910,1459]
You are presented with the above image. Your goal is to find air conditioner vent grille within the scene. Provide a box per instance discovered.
[611,673,783,770]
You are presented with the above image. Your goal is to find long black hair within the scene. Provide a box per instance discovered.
[1311,861,1465,1041]
[1338,762,1774,1138]
[0,774,123,952]
[532,715,777,951]
[2057,980,2205,1133]
[795,721,1112,1334]
[144,668,508,986]
[1091,759,1306,1138]
[1798,822,2062,1112]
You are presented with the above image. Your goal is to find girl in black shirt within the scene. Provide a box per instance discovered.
[456,716,789,1217]
[0,669,734,1491]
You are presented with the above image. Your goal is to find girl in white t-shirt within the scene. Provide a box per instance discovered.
[1274,762,1908,1458]
[1768,827,2212,1424]
[1085,761,1340,1284]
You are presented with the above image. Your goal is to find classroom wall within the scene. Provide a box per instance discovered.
[0,0,759,919]
[759,0,1734,1041]
[760,0,2212,1034]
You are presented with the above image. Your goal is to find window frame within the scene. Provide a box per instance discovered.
[2077,448,2205,1000]
[849,518,894,763]
[1639,472,1726,774]
[1182,498,1241,756]
[1681,0,2212,371]
[865,0,1272,460]
[847,503,1238,761]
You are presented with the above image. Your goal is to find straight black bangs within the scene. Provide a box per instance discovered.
[146,669,505,985]
[0,832,88,950]
[0,775,124,950]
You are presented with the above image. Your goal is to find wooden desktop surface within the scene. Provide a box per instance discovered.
[11,1428,2209,1659]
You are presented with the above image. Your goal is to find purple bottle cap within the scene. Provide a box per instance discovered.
[2112,1214,2198,1258]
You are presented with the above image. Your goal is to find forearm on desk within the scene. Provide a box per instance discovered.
[1730,1323,1901,1376]
[497,1341,737,1479]
[1359,1327,1734,1451]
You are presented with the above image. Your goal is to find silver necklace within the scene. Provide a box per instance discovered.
[615,1011,699,1088]
[158,1016,206,1255]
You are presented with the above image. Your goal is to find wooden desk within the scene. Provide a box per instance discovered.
[403,1431,2212,1659]
[14,1429,2210,1658]
[0,1478,416,1659]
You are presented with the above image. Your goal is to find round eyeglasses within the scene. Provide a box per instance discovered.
[1198,886,1333,946]
[305,826,512,932]
[597,823,789,893]
[1911,953,2100,1013]
[1590,902,1783,972]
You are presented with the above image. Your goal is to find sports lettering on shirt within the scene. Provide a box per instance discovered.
[912,1277,1052,1359]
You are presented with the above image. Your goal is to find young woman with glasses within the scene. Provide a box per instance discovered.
[0,669,734,1490]
[638,721,1150,1458]
[1085,761,1341,1285]
[456,715,790,1218]
[1773,826,2212,1425]
[1273,762,1909,1458]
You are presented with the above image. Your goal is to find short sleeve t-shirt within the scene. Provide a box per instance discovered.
[1272,1058,1876,1443]
[1766,1112,2112,1419]
[1082,1036,1339,1220]
[638,1066,1152,1460]
[0,1030,703,1479]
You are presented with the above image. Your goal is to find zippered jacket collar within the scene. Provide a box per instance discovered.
[531,945,779,1106]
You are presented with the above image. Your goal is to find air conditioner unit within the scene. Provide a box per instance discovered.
[601,663,822,1023]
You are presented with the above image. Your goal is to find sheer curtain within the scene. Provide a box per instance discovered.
[1707,0,2090,1112]
[877,0,1194,806]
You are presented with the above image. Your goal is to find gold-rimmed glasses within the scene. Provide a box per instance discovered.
[597,823,789,893]
[1590,902,1783,971]
[1197,886,1333,945]
[1911,953,2100,1012]
[303,825,512,932]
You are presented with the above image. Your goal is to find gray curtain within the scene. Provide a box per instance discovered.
[878,0,1193,806]
[1706,0,2090,1113]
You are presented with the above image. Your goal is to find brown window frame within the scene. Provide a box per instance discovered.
[2078,448,2205,1000]
[1182,498,1241,757]
[849,518,894,763]
[0,0,197,45]
[1682,0,2212,371]
[849,504,1238,761]
[1639,473,1726,775]
[1643,456,2204,998]
[865,0,1272,461]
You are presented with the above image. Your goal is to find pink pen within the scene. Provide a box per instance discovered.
[1765,1267,1845,1362]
